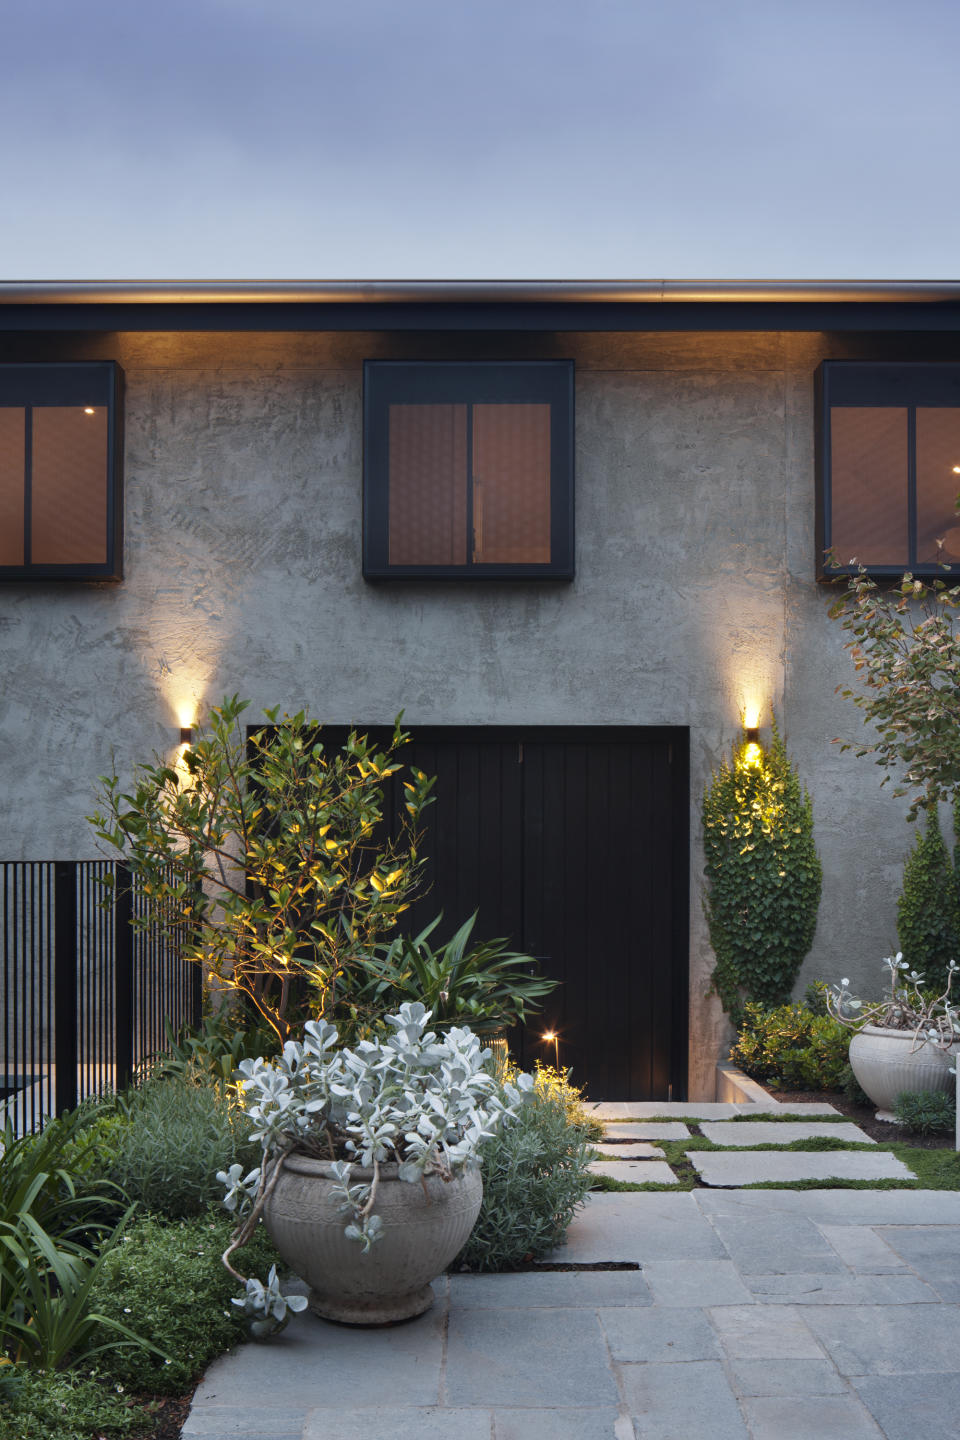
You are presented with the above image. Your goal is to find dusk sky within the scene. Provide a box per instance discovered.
[3,0,958,280]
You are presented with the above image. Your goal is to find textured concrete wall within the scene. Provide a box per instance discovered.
[0,329,934,1098]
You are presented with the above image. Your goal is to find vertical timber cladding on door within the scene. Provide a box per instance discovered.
[320,725,688,1102]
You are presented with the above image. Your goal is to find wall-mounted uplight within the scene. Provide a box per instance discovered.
[179,727,194,745]
[742,727,763,767]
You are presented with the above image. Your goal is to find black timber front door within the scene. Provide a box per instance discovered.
[325,726,688,1101]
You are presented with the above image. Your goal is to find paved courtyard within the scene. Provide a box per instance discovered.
[183,1102,960,1440]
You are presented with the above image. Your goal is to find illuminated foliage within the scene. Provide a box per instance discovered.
[90,697,434,1042]
[703,718,822,1019]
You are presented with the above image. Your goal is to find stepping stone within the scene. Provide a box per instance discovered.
[688,1151,917,1187]
[593,1141,665,1158]
[589,1160,679,1184]
[700,1121,876,1147]
[603,1123,690,1141]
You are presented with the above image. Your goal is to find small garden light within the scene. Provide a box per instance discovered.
[542,1029,560,1071]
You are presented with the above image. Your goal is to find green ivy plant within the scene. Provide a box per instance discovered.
[896,803,960,991]
[90,698,435,1043]
[703,718,822,1019]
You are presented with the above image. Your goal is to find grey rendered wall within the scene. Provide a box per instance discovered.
[0,329,930,1099]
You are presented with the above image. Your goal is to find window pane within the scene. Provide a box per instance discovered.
[31,407,109,565]
[388,404,467,565]
[0,408,25,566]
[830,406,908,566]
[472,404,551,564]
[917,408,960,565]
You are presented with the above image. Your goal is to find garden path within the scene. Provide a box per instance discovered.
[182,1099,956,1440]
[586,1100,919,1187]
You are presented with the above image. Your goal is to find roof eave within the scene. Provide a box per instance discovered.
[2,279,960,305]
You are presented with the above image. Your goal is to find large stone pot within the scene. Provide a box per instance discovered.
[848,1024,954,1121]
[263,1155,482,1325]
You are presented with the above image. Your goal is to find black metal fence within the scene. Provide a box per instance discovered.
[2,860,200,1132]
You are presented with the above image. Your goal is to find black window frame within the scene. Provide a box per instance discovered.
[363,359,575,580]
[0,361,124,582]
[817,360,960,581]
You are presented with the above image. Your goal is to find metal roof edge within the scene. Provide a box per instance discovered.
[2,279,960,304]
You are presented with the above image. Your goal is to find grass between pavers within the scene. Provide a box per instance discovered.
[589,1128,960,1193]
[608,1112,852,1123]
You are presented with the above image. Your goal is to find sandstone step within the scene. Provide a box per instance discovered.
[688,1150,917,1187]
[589,1160,679,1185]
[700,1121,876,1147]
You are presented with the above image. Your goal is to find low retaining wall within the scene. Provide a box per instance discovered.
[715,1061,782,1107]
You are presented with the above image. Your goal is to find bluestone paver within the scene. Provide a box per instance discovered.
[818,1223,909,1272]
[728,1357,848,1396]
[708,1304,823,1358]
[588,1159,678,1183]
[445,1306,618,1406]
[599,1305,722,1363]
[190,1303,443,1410]
[300,1409,491,1440]
[492,1408,627,1439]
[876,1224,960,1300]
[450,1269,653,1308]
[740,1394,885,1439]
[182,1413,305,1440]
[546,1191,728,1263]
[618,1360,749,1439]
[745,1271,940,1304]
[852,1373,960,1440]
[697,1187,960,1225]
[699,1205,847,1274]
[699,1120,876,1146]
[690,1149,916,1185]
[802,1302,960,1374]
[639,1259,753,1307]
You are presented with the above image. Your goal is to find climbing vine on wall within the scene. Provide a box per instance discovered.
[703,718,822,1020]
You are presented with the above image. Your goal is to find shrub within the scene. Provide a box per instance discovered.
[730,1001,852,1091]
[90,1210,280,1396]
[456,1066,594,1272]
[0,1115,147,1375]
[893,1089,957,1135]
[103,1072,258,1220]
[0,1370,148,1440]
[703,718,822,1019]
[829,566,960,820]
[90,700,435,1042]
[150,1009,277,1086]
[897,804,960,991]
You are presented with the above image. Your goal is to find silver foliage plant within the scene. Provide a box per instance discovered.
[218,1001,532,1332]
[828,952,960,1051]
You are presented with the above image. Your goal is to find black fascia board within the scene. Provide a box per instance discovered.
[4,299,960,332]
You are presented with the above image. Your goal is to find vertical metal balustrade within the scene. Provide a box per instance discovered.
[1,860,199,1132]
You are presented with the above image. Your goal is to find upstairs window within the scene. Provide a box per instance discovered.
[363,360,574,579]
[0,362,123,581]
[818,362,960,579]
